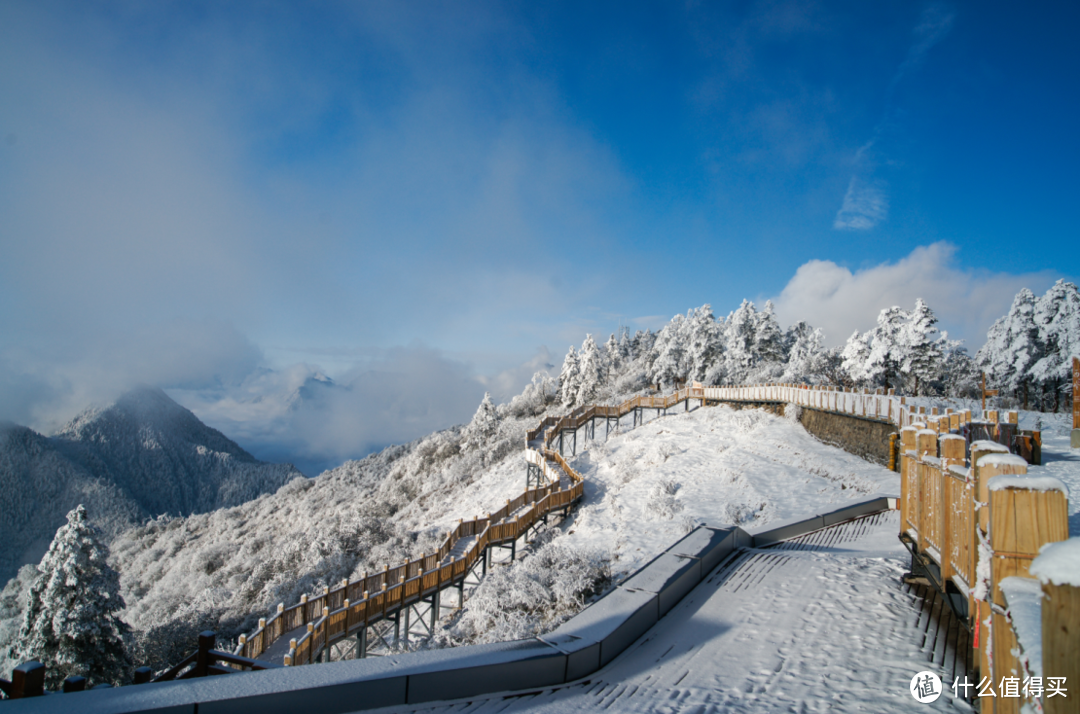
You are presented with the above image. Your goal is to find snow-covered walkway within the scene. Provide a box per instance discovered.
[354,510,973,713]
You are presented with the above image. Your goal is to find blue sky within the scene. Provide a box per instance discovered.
[1,1,1076,473]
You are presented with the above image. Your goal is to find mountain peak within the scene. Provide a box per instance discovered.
[55,385,254,461]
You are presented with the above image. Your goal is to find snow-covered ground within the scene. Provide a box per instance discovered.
[1021,411,1080,534]
[356,511,975,714]
[551,403,898,581]
[351,401,1079,713]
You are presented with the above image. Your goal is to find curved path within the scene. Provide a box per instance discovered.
[235,388,711,667]
[345,510,975,714]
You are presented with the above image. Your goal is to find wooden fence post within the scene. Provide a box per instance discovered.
[195,631,216,677]
[1030,538,1080,714]
[900,427,917,532]
[986,470,1068,713]
[62,675,87,692]
[9,661,45,698]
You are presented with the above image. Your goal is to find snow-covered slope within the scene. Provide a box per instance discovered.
[103,395,901,668]
[556,404,897,579]
[0,386,303,585]
[52,386,303,518]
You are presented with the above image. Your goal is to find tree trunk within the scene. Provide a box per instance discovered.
[1023,380,1029,411]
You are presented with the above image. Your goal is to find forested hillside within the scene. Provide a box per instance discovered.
[0,387,302,584]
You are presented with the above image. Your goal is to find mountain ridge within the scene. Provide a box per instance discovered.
[0,386,303,585]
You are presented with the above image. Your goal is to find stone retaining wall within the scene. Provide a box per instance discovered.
[793,406,896,468]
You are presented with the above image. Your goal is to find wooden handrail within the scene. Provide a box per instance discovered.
[237,381,1016,667]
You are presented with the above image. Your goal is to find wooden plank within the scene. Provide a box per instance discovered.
[1042,581,1080,714]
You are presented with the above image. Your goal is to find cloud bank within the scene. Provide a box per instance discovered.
[168,345,493,476]
[770,243,1058,347]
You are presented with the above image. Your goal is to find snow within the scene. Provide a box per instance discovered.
[0,386,301,595]
[987,475,1069,494]
[998,576,1044,680]
[977,453,1031,470]
[1030,537,1080,587]
[552,404,898,581]
[970,440,1010,454]
[349,511,972,714]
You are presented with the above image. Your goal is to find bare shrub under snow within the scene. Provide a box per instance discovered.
[643,478,682,521]
[435,532,611,647]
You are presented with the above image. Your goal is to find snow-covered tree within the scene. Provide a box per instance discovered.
[977,288,1040,408]
[864,306,910,391]
[753,301,786,363]
[604,333,621,379]
[684,305,722,384]
[557,346,582,409]
[939,340,980,399]
[781,322,826,384]
[1031,279,1080,412]
[840,330,873,387]
[903,299,943,396]
[648,314,687,388]
[576,335,606,405]
[840,302,942,393]
[505,372,557,418]
[9,505,130,688]
[617,329,633,363]
[723,301,758,384]
[463,393,500,451]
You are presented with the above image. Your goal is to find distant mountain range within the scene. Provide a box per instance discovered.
[0,386,303,585]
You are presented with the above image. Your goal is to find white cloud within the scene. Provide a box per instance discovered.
[833,5,954,232]
[833,176,889,230]
[169,345,489,476]
[770,243,1058,347]
[476,347,555,405]
[0,319,262,433]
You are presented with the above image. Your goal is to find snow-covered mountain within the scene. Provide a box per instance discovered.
[0,386,303,584]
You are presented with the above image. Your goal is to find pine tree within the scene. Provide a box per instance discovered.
[1031,279,1080,412]
[864,306,910,391]
[649,314,687,388]
[632,329,655,367]
[723,301,758,384]
[840,330,874,386]
[940,339,980,398]
[751,301,786,381]
[618,329,633,363]
[9,505,130,688]
[904,299,943,396]
[463,392,500,450]
[977,288,1040,408]
[558,346,582,409]
[782,322,825,384]
[604,333,621,380]
[684,305,722,384]
[576,334,606,405]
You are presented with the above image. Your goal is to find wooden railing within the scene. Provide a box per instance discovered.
[700,382,1027,432]
[233,419,588,667]
[899,421,1071,713]
[235,386,724,668]
[236,381,1037,668]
